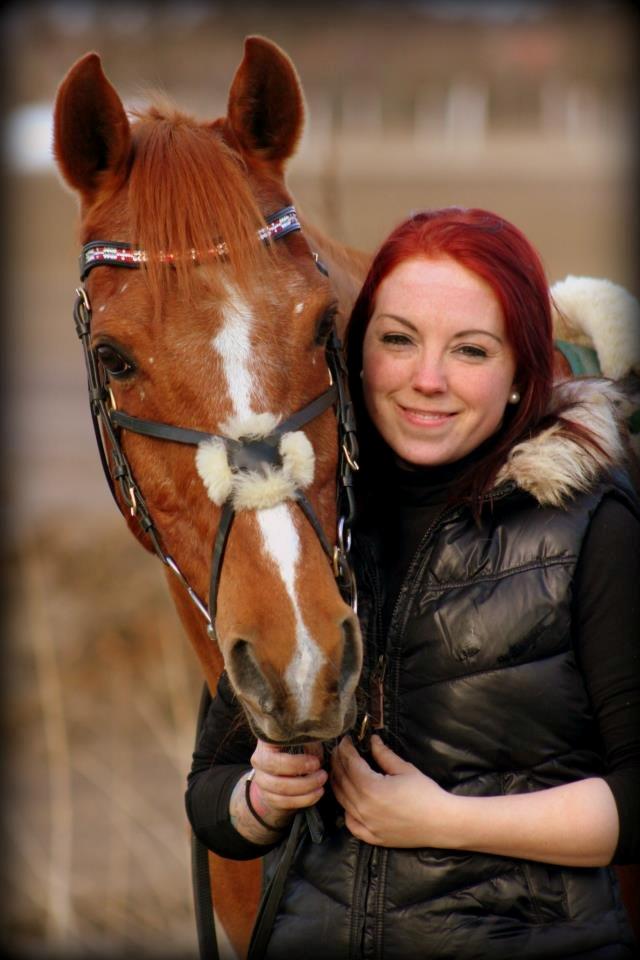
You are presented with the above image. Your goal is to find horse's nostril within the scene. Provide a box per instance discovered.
[229,639,274,713]
[339,614,362,696]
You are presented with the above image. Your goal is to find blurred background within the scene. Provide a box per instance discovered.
[2,1,638,957]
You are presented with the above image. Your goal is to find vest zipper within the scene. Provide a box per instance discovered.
[354,541,386,748]
[352,843,388,960]
[349,543,386,958]
[387,503,460,649]
[349,839,373,959]
[373,847,389,959]
[369,653,387,733]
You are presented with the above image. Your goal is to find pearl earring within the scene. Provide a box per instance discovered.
[359,369,364,380]
[508,389,520,404]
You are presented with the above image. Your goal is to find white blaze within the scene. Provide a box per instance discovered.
[211,288,260,418]
[257,505,324,720]
[210,286,324,718]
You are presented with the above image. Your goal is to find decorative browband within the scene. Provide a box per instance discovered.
[79,205,302,280]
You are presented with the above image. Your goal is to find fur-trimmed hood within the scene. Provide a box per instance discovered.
[496,378,632,507]
[551,275,640,380]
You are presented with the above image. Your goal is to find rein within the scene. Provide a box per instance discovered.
[73,205,359,643]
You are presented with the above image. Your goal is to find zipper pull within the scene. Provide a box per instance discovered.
[371,654,386,731]
[355,655,387,751]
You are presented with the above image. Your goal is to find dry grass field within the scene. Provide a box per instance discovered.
[3,521,203,958]
[2,3,638,958]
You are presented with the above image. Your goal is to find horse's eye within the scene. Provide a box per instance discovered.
[315,303,339,345]
[95,343,135,379]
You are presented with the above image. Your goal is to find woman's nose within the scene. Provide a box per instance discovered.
[411,355,447,394]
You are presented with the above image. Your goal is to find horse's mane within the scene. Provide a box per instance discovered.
[128,98,272,304]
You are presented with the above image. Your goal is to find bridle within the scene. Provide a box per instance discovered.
[73,205,359,642]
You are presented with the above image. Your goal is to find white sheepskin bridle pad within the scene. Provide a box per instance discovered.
[195,412,315,511]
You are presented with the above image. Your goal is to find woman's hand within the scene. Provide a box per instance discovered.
[331,736,619,865]
[331,734,451,847]
[249,740,327,823]
[230,740,327,844]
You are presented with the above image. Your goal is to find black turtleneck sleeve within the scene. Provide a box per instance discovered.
[572,494,640,864]
[185,672,279,860]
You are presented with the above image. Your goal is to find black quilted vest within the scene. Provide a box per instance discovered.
[264,478,637,960]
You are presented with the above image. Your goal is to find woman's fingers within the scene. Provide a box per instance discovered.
[258,767,327,799]
[260,782,326,811]
[332,736,377,782]
[250,739,327,811]
[251,740,323,777]
[331,736,378,812]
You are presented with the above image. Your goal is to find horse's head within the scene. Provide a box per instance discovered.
[53,37,362,744]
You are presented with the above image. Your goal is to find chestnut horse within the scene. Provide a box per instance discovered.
[54,36,369,958]
[54,36,639,958]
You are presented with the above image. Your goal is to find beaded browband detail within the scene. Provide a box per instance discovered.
[79,205,302,281]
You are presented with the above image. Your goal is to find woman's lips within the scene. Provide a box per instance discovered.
[398,404,457,426]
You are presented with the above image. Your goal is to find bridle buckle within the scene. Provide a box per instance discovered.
[342,437,359,472]
[127,485,137,517]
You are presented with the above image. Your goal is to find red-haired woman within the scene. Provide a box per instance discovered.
[187,208,639,958]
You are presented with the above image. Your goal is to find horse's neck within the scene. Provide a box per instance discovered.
[301,218,371,335]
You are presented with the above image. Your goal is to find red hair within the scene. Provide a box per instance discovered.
[346,207,555,507]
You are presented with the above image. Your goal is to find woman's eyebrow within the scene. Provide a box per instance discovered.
[452,329,504,344]
[375,315,504,345]
[374,313,419,332]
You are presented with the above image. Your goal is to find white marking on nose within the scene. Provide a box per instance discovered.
[257,504,324,720]
[294,301,304,314]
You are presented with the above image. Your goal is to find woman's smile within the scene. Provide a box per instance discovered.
[398,404,457,426]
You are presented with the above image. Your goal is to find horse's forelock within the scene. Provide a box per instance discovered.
[127,101,273,306]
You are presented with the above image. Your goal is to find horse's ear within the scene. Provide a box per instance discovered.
[226,36,304,169]
[53,52,131,203]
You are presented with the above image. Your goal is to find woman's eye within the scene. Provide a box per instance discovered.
[455,345,488,359]
[381,332,412,346]
[95,343,135,378]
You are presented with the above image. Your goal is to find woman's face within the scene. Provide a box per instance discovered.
[362,256,517,466]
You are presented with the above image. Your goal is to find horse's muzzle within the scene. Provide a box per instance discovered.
[227,613,362,744]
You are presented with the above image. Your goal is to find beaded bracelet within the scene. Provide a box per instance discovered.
[245,770,284,833]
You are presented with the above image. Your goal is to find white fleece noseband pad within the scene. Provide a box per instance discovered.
[195,412,315,511]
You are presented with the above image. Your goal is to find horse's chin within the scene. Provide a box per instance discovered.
[244,697,358,747]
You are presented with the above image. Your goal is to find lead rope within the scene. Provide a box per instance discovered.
[246,810,307,960]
